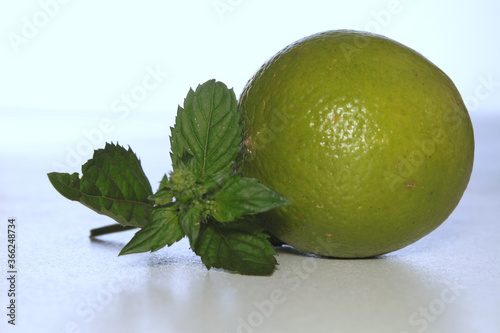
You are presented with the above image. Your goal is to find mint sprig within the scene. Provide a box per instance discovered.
[47,79,291,276]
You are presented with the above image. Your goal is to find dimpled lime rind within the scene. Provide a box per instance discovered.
[238,30,474,258]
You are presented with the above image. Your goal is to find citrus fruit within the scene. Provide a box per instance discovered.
[237,30,474,258]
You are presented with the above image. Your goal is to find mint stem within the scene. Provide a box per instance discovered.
[90,224,137,237]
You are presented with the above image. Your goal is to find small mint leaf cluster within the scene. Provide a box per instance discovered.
[47,79,291,276]
[167,167,207,204]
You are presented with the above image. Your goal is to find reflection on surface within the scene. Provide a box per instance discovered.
[83,239,471,333]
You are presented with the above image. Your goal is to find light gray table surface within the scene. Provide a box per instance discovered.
[1,112,499,333]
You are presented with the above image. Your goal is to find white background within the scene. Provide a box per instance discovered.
[1,0,499,178]
[0,1,499,333]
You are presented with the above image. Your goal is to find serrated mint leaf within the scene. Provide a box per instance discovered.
[195,216,277,276]
[178,204,204,249]
[159,174,169,188]
[202,173,226,192]
[170,79,242,176]
[177,151,201,174]
[148,188,174,205]
[119,204,184,255]
[47,172,82,201]
[47,143,153,227]
[212,174,291,223]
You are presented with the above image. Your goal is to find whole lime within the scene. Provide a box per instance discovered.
[238,30,474,258]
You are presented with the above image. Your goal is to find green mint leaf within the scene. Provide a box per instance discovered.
[159,174,169,188]
[202,173,226,193]
[148,188,174,205]
[170,79,242,176]
[119,204,184,255]
[212,174,291,223]
[47,143,153,227]
[47,172,82,201]
[195,216,277,276]
[178,151,200,174]
[178,204,204,249]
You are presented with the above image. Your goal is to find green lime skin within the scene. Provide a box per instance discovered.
[238,30,474,258]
